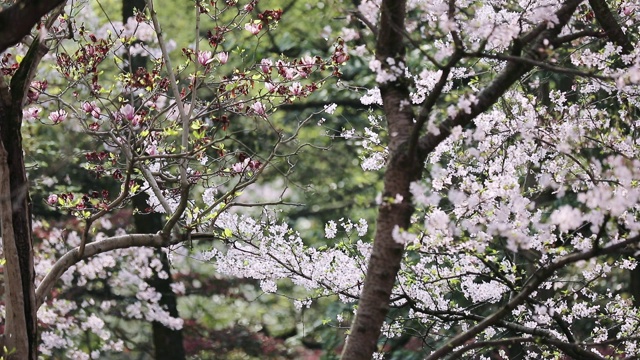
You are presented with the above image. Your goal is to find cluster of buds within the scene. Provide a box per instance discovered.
[28,81,48,104]
[244,8,283,35]
[82,101,102,119]
[332,39,349,65]
[47,189,110,210]
[85,151,109,163]
[1,53,19,76]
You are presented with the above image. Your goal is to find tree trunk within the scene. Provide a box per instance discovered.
[341,1,421,358]
[341,0,583,358]
[132,192,186,360]
[0,83,37,359]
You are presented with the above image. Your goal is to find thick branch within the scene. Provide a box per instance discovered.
[589,0,633,54]
[9,4,64,107]
[35,233,166,308]
[0,0,67,53]
[417,0,583,160]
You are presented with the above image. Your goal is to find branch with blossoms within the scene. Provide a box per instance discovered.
[35,233,164,307]
[191,212,371,303]
[292,0,640,358]
[422,231,640,360]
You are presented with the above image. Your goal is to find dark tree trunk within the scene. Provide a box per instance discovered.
[132,192,186,360]
[341,1,422,358]
[123,1,185,358]
[0,0,66,53]
[631,267,640,307]
[0,81,37,359]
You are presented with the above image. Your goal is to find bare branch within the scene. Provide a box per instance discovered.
[146,0,190,186]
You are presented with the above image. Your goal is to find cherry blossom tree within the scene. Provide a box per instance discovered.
[338,0,640,358]
[178,0,640,359]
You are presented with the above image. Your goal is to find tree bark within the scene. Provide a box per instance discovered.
[589,0,633,55]
[0,0,67,53]
[0,136,30,360]
[0,9,62,357]
[0,81,37,359]
[341,1,421,358]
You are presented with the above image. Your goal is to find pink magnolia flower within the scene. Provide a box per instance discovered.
[145,143,157,155]
[300,55,316,68]
[47,194,58,205]
[49,109,67,124]
[333,50,349,64]
[260,59,272,73]
[197,51,214,66]
[299,55,316,77]
[22,107,40,122]
[81,101,94,112]
[82,101,101,119]
[244,22,262,35]
[231,158,261,174]
[27,80,47,103]
[27,90,40,103]
[265,82,276,93]
[232,160,247,173]
[131,115,143,128]
[276,61,298,80]
[216,51,229,64]
[249,159,261,170]
[282,67,298,80]
[120,104,136,121]
[289,82,303,96]
[250,102,266,117]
